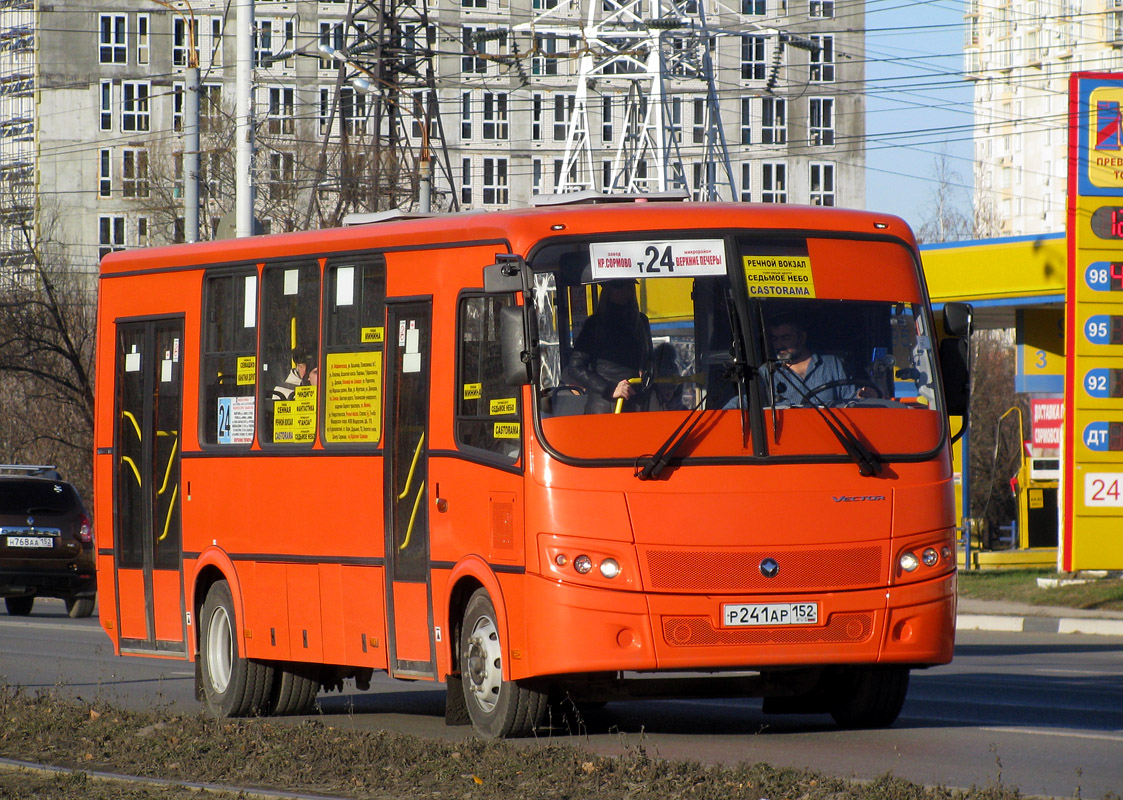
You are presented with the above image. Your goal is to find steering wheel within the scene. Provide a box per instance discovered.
[802,378,884,405]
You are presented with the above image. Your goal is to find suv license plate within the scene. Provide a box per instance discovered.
[722,602,818,627]
[6,536,53,549]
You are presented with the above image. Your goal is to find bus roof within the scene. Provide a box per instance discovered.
[99,203,915,276]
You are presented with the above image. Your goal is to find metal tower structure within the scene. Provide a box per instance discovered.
[512,0,817,201]
[291,0,458,216]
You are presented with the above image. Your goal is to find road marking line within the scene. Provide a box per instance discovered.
[978,726,1123,742]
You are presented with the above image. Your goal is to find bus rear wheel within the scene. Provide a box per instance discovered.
[199,580,274,717]
[4,596,33,616]
[269,665,321,716]
[827,666,909,729]
[459,589,546,738]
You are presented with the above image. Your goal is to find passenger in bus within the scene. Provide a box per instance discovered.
[568,279,653,414]
[272,349,318,401]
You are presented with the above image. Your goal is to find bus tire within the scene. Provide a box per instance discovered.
[269,665,320,716]
[828,666,909,729]
[459,588,546,738]
[5,596,33,616]
[199,580,274,717]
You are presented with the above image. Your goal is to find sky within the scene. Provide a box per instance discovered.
[862,0,974,230]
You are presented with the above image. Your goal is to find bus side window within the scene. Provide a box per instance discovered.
[259,262,321,446]
[322,256,386,446]
[201,270,257,446]
[456,294,520,462]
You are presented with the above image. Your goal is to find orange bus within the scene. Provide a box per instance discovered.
[94,199,970,737]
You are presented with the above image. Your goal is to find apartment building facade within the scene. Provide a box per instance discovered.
[967,0,1123,236]
[1,0,864,272]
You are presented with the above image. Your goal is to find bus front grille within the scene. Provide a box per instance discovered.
[662,612,875,647]
[644,546,883,593]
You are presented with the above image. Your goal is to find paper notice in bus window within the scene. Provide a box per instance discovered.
[361,326,384,344]
[237,356,256,385]
[161,359,173,383]
[589,239,726,279]
[494,422,520,439]
[217,396,254,444]
[336,266,355,306]
[243,276,257,328]
[490,398,517,415]
[742,255,817,298]
[125,348,141,372]
[293,386,317,443]
[283,268,299,296]
[463,383,482,400]
[325,351,382,444]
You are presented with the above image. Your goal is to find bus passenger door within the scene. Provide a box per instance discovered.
[384,301,436,678]
[113,318,187,655]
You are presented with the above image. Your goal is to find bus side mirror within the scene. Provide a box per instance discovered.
[484,255,525,293]
[943,302,972,338]
[499,305,531,386]
[938,302,972,418]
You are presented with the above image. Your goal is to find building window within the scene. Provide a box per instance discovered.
[411,91,436,140]
[809,0,834,17]
[532,94,543,141]
[339,87,366,135]
[255,19,274,67]
[462,26,487,74]
[809,162,835,206]
[461,92,473,140]
[483,158,508,205]
[669,96,682,142]
[461,158,473,204]
[99,216,126,259]
[602,160,612,191]
[533,158,543,195]
[693,98,706,145]
[137,14,150,64]
[809,97,834,146]
[740,163,752,202]
[761,97,786,144]
[533,34,558,76]
[100,81,113,131]
[122,149,150,199]
[137,217,150,247]
[483,92,508,140]
[741,35,766,80]
[267,87,295,134]
[122,82,150,132]
[740,97,752,144]
[741,0,765,13]
[602,96,613,143]
[173,17,196,67]
[761,162,787,203]
[99,149,112,198]
[205,16,223,66]
[810,35,835,82]
[320,23,340,70]
[99,14,127,64]
[200,84,222,133]
[554,94,574,141]
[269,152,295,200]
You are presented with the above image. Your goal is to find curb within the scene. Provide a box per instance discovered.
[956,613,1123,636]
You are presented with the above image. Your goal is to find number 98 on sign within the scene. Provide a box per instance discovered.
[1085,262,1123,292]
[1085,474,1123,507]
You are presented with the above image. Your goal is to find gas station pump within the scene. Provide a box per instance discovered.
[1012,456,1060,549]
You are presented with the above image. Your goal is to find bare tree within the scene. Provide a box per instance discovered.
[0,192,96,501]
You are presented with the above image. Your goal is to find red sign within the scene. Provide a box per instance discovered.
[1031,399,1065,450]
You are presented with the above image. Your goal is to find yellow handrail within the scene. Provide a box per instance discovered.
[396,433,425,501]
[122,410,142,442]
[120,455,142,487]
[398,481,425,551]
[157,484,179,542]
[157,434,179,496]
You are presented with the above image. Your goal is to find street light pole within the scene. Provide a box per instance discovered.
[235,0,255,237]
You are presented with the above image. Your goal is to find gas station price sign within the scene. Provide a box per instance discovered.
[1065,72,1123,568]
[1084,420,1123,451]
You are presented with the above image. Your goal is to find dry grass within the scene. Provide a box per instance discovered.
[957,570,1123,612]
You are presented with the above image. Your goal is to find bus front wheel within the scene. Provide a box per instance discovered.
[827,666,909,729]
[199,580,274,717]
[459,589,546,738]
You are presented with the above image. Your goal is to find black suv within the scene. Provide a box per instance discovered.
[0,466,95,617]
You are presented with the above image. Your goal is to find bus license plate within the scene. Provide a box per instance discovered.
[6,536,53,549]
[722,602,818,627]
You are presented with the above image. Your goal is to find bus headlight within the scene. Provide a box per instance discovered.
[599,558,621,579]
[922,547,939,567]
[899,552,920,572]
[573,555,593,574]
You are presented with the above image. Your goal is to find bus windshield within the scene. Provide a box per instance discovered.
[529,234,944,464]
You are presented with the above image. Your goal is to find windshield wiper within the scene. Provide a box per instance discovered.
[770,362,883,477]
[635,392,708,481]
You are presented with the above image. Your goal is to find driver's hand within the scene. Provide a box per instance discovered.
[612,379,636,400]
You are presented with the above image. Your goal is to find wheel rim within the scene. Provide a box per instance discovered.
[465,614,502,714]
[206,605,234,694]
